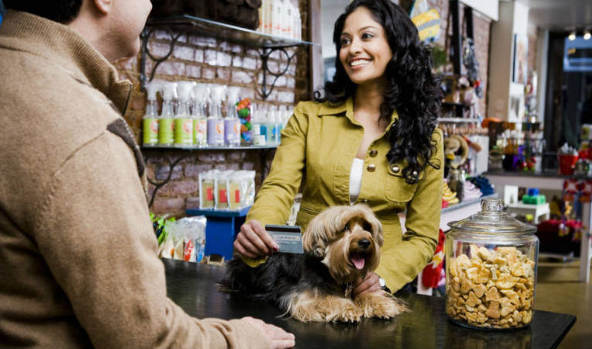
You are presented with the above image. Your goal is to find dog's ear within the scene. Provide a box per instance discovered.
[371,218,384,247]
[303,209,334,257]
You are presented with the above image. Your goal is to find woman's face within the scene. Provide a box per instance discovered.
[338,6,393,88]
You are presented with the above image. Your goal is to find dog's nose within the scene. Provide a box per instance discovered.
[358,239,370,250]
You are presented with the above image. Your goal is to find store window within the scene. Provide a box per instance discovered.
[544,32,592,153]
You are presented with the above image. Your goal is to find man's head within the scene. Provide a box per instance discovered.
[4,0,152,61]
[3,0,83,24]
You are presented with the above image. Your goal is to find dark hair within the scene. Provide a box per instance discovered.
[3,0,83,24]
[319,0,441,184]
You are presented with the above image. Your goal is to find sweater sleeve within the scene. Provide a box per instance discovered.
[33,131,269,349]
[376,129,444,292]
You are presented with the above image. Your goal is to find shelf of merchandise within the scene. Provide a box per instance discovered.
[139,14,317,99]
[142,145,277,208]
[437,117,481,124]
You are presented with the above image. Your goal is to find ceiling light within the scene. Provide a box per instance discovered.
[568,27,577,41]
[584,29,591,40]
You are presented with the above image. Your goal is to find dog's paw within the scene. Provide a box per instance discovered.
[289,292,362,322]
[356,293,408,319]
[332,300,363,323]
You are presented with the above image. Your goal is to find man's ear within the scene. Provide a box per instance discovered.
[92,0,112,14]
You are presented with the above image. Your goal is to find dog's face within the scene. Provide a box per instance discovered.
[302,205,384,284]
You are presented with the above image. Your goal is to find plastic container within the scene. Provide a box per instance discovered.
[445,198,539,330]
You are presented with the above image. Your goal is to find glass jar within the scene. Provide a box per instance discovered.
[445,198,539,330]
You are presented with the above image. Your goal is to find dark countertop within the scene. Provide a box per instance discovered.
[163,259,576,349]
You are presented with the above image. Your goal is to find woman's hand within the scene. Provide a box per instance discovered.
[234,220,279,258]
[353,271,384,298]
[240,317,295,349]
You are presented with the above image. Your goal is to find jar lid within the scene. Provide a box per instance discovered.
[449,198,537,234]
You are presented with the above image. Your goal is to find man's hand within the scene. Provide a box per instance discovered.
[353,272,385,298]
[240,317,295,349]
[234,220,279,258]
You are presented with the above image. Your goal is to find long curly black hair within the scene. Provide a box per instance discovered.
[318,0,441,184]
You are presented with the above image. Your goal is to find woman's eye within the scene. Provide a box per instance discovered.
[340,37,351,46]
[362,33,374,40]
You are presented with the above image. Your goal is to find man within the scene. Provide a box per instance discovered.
[0,1,295,348]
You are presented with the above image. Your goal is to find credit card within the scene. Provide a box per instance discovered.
[265,224,304,254]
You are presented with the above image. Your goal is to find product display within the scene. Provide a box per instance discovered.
[199,171,216,209]
[142,82,160,147]
[224,87,242,147]
[258,0,301,40]
[236,96,252,144]
[192,83,209,147]
[158,82,176,146]
[446,199,538,330]
[461,180,482,201]
[442,180,459,205]
[207,85,226,146]
[199,169,256,210]
[159,216,207,263]
[174,82,195,147]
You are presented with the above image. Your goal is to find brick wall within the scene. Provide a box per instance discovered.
[116,0,309,217]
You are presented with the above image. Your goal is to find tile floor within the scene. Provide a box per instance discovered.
[535,258,592,349]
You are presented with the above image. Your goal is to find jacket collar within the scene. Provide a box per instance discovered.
[0,10,132,114]
[318,96,399,131]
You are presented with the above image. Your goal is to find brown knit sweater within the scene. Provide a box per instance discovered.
[0,10,268,349]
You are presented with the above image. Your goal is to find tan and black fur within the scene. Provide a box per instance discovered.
[223,205,408,322]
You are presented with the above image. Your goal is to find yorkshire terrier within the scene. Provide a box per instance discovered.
[222,205,408,322]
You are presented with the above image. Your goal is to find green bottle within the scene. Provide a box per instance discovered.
[142,82,160,147]
[174,82,194,147]
[158,82,175,146]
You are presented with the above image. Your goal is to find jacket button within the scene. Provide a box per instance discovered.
[367,164,376,172]
[369,149,378,157]
[391,165,400,173]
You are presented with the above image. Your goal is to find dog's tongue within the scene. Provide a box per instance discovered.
[351,256,365,270]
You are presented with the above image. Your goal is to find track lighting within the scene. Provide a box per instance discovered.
[584,28,591,40]
[568,29,576,41]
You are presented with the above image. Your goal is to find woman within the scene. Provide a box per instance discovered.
[235,0,443,295]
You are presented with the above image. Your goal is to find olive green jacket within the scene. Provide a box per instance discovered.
[247,98,444,292]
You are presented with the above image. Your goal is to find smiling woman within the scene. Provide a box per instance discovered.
[338,7,393,88]
[235,0,443,296]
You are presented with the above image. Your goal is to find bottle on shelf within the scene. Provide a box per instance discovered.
[293,4,301,40]
[252,104,267,146]
[142,81,160,147]
[265,108,277,145]
[275,105,287,144]
[263,0,273,35]
[158,82,176,147]
[174,81,195,147]
[282,0,292,39]
[192,83,208,147]
[207,85,226,147]
[272,0,283,37]
[225,87,241,147]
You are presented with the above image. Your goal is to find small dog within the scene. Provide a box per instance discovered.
[222,205,407,322]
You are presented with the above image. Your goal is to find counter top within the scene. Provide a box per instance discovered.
[163,259,576,349]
